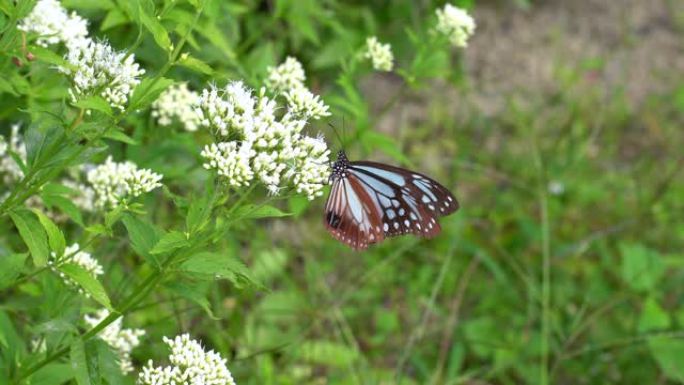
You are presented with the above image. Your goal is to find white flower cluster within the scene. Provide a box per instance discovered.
[265,56,306,93]
[196,81,330,199]
[0,124,26,184]
[363,36,394,71]
[152,83,201,132]
[86,156,163,208]
[285,135,330,200]
[435,4,476,48]
[283,87,330,120]
[59,39,145,111]
[265,57,330,120]
[48,243,104,296]
[84,309,145,374]
[61,178,97,213]
[18,0,88,47]
[138,334,236,385]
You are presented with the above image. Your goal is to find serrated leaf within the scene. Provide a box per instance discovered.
[186,192,212,234]
[96,340,125,385]
[59,263,112,310]
[32,209,66,258]
[128,77,174,111]
[30,363,74,385]
[103,127,138,145]
[166,281,218,319]
[41,194,84,226]
[70,339,100,385]
[73,96,113,116]
[0,253,28,289]
[180,252,257,288]
[150,231,189,255]
[10,209,49,267]
[176,54,213,74]
[231,204,291,220]
[121,214,161,267]
[138,0,171,52]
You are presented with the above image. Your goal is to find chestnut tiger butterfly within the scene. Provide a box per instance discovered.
[325,150,459,250]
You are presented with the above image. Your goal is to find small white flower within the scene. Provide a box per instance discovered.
[138,334,236,385]
[84,309,145,374]
[152,83,202,132]
[0,124,26,184]
[363,36,394,71]
[86,156,163,208]
[265,56,306,93]
[548,180,565,196]
[283,87,331,120]
[286,135,331,200]
[201,142,255,187]
[434,4,476,48]
[18,0,88,47]
[60,38,145,111]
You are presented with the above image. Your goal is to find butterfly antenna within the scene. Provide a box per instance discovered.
[328,122,345,151]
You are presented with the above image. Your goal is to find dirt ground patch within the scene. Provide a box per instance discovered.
[367,0,683,130]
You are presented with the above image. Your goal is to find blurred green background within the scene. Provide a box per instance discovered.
[2,0,684,384]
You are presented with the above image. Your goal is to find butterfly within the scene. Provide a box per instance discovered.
[324,150,459,250]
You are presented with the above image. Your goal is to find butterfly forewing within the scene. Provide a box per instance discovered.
[324,151,459,250]
[348,161,456,238]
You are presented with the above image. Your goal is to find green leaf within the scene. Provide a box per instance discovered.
[649,337,684,381]
[103,127,138,145]
[32,209,66,258]
[59,263,112,310]
[96,340,125,385]
[70,339,100,385]
[180,252,258,288]
[10,209,49,267]
[138,0,171,52]
[231,204,291,220]
[295,340,359,367]
[360,131,412,165]
[73,96,113,116]
[186,191,212,234]
[28,45,69,67]
[128,77,174,111]
[166,281,218,319]
[0,253,28,289]
[41,194,84,226]
[176,54,213,75]
[620,243,665,292]
[30,363,74,385]
[100,8,128,31]
[104,206,125,229]
[638,297,670,332]
[150,230,189,255]
[121,214,161,267]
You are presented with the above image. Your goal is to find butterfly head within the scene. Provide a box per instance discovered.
[329,150,349,183]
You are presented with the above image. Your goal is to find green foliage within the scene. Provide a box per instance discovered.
[0,0,682,384]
